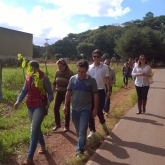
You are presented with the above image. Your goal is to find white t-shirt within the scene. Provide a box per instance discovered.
[132,64,152,87]
[88,63,110,89]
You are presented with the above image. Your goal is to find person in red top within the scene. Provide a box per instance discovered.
[14,60,53,165]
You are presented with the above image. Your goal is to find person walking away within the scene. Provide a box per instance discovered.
[88,49,111,138]
[63,59,98,158]
[122,62,130,87]
[14,60,53,165]
[103,59,116,116]
[132,54,152,114]
[52,58,74,132]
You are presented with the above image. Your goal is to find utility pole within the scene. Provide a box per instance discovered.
[45,38,49,61]
[44,38,49,75]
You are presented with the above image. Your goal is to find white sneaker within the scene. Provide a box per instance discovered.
[87,131,94,138]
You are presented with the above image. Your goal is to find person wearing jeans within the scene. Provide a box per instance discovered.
[52,58,74,132]
[132,54,152,114]
[63,59,98,157]
[14,60,53,165]
[71,110,90,153]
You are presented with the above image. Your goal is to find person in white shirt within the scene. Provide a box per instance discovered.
[87,49,111,137]
[132,55,152,114]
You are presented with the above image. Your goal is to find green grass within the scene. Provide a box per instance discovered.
[0,63,125,163]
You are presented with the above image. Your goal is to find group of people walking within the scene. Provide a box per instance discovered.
[13,49,151,165]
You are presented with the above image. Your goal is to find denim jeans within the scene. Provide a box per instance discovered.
[27,107,45,158]
[104,98,110,113]
[71,109,90,152]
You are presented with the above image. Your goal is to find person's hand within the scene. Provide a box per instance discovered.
[106,92,111,99]
[142,73,148,77]
[14,102,20,110]
[63,105,68,115]
[45,102,50,109]
[92,108,98,118]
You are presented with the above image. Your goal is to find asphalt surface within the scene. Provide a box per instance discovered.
[86,68,165,165]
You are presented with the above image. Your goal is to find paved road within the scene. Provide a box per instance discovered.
[86,69,165,165]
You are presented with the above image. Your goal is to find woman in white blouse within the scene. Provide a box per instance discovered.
[132,55,152,114]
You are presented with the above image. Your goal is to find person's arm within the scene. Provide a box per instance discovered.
[52,72,57,93]
[105,65,111,91]
[14,83,28,110]
[43,76,54,103]
[142,66,152,78]
[63,76,73,114]
[92,92,99,118]
[64,91,72,108]
[17,83,28,103]
[91,78,98,118]
[132,66,143,77]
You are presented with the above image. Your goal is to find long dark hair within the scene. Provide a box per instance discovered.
[138,54,147,67]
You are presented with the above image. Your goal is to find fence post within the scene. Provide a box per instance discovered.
[0,59,2,103]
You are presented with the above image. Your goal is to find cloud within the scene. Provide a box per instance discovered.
[76,23,90,31]
[42,0,130,17]
[141,0,150,2]
[0,0,130,45]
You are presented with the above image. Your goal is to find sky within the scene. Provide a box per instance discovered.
[0,0,165,46]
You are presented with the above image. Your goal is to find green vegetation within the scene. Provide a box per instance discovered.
[0,63,126,163]
[33,12,165,65]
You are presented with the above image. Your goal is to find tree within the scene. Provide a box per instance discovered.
[76,43,95,60]
[102,53,110,61]
[33,45,40,59]
[115,26,165,63]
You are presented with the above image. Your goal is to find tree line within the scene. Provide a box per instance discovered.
[33,12,165,64]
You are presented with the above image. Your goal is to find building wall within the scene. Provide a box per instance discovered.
[0,27,33,60]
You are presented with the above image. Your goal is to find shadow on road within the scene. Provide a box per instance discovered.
[144,113,165,120]
[123,116,164,126]
[150,86,165,89]
[101,141,129,159]
[53,130,77,146]
[108,132,165,157]
[44,150,58,165]
[90,153,130,165]
[153,80,165,83]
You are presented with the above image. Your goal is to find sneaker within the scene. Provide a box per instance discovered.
[102,123,109,135]
[52,125,61,131]
[87,131,94,138]
[38,145,46,154]
[63,127,69,132]
[104,112,109,117]
[21,158,34,165]
[76,150,84,159]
